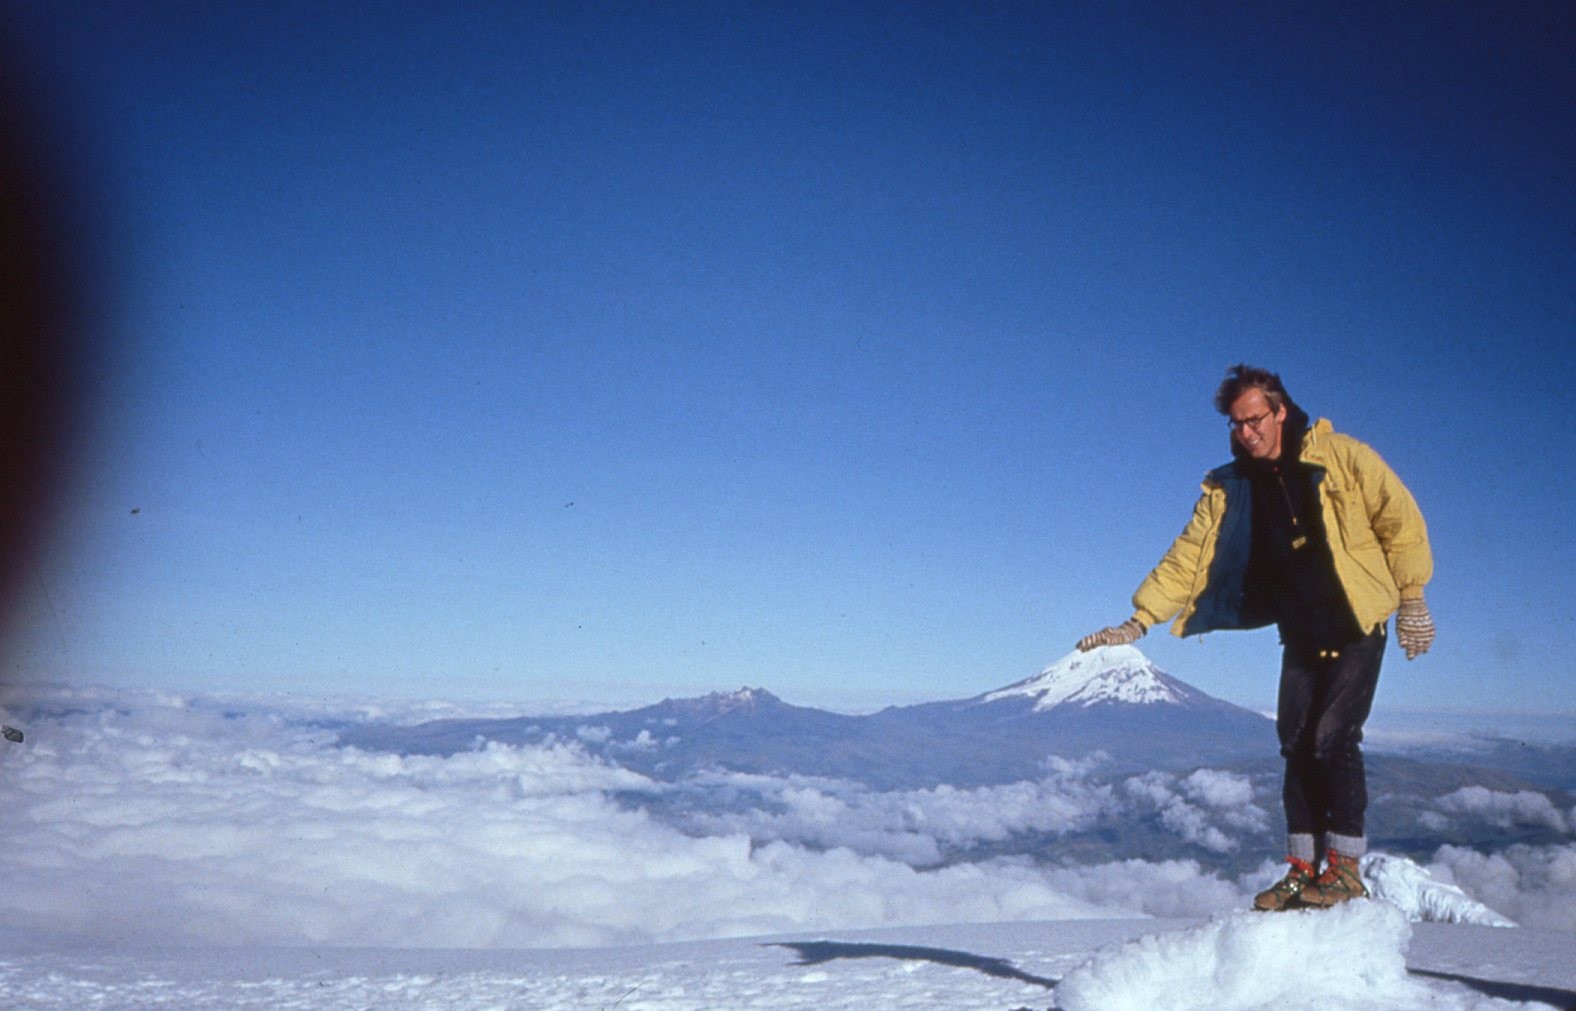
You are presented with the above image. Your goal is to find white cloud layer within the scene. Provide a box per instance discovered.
[0,688,1556,950]
[0,689,1196,948]
[1120,768,1269,853]
[673,757,1120,865]
[1427,843,1576,931]
[1431,786,1572,834]
[674,759,1270,865]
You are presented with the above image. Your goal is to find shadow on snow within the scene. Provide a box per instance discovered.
[767,941,1576,1011]
[1409,968,1576,1010]
[769,939,1057,990]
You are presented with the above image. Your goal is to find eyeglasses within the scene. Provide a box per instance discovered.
[1228,411,1274,432]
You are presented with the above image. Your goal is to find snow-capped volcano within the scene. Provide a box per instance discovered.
[653,686,782,719]
[982,645,1196,710]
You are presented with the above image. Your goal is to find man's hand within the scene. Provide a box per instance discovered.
[1395,597,1435,660]
[1076,618,1146,652]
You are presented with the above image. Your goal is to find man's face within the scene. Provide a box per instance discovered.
[1228,387,1287,460]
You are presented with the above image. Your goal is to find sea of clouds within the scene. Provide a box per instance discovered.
[0,686,1570,950]
[659,760,1269,868]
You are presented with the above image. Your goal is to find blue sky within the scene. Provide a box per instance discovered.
[3,2,1572,715]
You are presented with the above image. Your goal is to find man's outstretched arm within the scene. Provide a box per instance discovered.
[1075,481,1222,651]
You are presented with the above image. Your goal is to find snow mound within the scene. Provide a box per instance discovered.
[1362,853,1517,927]
[1056,901,1453,1011]
[983,645,1189,709]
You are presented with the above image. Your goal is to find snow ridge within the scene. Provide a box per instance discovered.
[1362,853,1517,927]
[983,645,1191,710]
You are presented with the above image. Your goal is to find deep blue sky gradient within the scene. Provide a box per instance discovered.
[5,2,1573,714]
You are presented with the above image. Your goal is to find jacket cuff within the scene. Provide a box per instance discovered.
[1397,585,1426,602]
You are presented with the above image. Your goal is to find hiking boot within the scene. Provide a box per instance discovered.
[1298,850,1368,908]
[1253,857,1316,911]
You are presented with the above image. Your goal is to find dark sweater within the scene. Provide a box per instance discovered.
[1239,408,1363,651]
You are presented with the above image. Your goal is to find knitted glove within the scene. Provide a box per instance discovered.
[1395,597,1435,660]
[1076,618,1146,652]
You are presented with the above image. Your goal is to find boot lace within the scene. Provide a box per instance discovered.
[1312,851,1358,889]
[1276,857,1316,894]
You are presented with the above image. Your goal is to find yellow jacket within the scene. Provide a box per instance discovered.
[1131,419,1432,638]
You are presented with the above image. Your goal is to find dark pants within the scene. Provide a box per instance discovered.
[1276,628,1385,846]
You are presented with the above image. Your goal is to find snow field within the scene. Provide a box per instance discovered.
[1,910,1570,1010]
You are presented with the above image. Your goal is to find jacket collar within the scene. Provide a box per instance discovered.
[1297,417,1336,464]
[1208,410,1333,482]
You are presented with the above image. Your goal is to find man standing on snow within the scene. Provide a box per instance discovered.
[1075,364,1435,911]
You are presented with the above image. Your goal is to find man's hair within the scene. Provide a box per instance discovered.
[1214,363,1295,415]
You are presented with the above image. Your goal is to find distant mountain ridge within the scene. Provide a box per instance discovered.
[340,647,1276,788]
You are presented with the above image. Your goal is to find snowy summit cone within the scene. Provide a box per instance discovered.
[982,645,1198,710]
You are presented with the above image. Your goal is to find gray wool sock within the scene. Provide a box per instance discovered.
[1326,832,1367,858]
